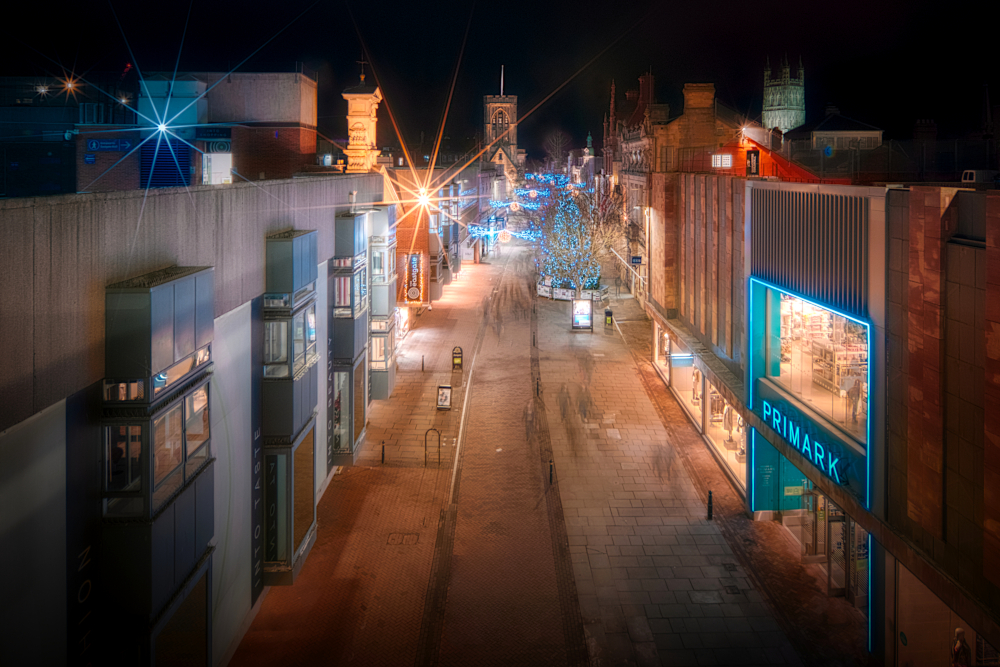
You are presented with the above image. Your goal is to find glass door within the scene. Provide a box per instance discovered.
[848,519,869,611]
[827,502,846,597]
[801,486,827,564]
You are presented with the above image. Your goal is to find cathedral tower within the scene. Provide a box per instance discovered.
[762,55,805,134]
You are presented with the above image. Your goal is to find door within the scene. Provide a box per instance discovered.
[827,502,846,597]
[801,488,826,564]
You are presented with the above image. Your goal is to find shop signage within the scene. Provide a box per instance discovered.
[754,381,867,500]
[405,253,422,303]
[83,153,96,164]
[536,282,552,298]
[631,255,642,265]
[746,150,760,176]
[571,299,593,330]
[86,138,131,151]
[761,398,843,482]
[195,126,232,139]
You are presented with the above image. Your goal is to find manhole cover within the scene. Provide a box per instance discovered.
[724,585,740,595]
[387,533,419,545]
[723,563,738,572]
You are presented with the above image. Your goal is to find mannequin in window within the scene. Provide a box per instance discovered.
[847,379,862,424]
[692,369,701,405]
[723,405,734,442]
[952,628,971,667]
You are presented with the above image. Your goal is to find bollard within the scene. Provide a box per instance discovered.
[532,332,536,347]
[422,355,425,372]
[707,490,714,520]
[549,459,553,485]
[381,440,385,465]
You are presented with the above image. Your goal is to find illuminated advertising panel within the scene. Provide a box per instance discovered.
[571,299,593,330]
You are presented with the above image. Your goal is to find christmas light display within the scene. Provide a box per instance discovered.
[539,189,600,292]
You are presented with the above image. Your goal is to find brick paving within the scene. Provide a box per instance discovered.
[536,285,803,667]
[231,241,868,667]
[612,306,870,667]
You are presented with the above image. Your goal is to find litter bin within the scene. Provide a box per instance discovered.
[605,309,613,326]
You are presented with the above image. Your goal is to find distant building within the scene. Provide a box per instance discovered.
[482,81,525,189]
[762,56,805,135]
[784,104,883,151]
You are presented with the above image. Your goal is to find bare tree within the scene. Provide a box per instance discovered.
[543,130,570,170]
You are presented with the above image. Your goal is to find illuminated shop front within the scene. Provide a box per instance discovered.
[651,322,746,489]
[747,277,874,621]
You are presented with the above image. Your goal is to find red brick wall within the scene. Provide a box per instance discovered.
[984,192,1000,585]
[75,130,141,193]
[230,126,316,182]
[906,187,955,539]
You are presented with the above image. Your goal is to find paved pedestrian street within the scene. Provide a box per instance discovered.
[232,241,868,667]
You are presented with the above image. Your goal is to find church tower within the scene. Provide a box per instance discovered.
[762,55,805,134]
[483,68,521,185]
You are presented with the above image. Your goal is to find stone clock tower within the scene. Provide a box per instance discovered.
[342,70,382,173]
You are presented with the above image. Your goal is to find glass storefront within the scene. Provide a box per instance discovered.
[769,290,868,444]
[704,381,747,488]
[653,323,670,384]
[668,337,702,430]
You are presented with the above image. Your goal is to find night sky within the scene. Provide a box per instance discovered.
[4,0,996,156]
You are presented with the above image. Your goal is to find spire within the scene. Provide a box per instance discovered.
[357,57,368,84]
[500,65,504,96]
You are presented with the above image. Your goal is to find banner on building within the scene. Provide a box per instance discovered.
[405,254,423,304]
[746,150,760,177]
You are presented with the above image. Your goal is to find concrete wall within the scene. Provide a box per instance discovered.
[208,302,254,665]
[0,400,67,665]
[0,172,382,434]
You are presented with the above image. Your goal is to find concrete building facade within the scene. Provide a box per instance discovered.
[0,172,383,665]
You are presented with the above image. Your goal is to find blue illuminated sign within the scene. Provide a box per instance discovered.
[761,398,843,483]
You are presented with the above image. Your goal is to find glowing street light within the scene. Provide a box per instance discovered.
[418,188,429,206]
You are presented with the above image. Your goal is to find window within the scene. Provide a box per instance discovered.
[106,425,142,492]
[768,289,868,443]
[372,251,384,276]
[711,154,732,168]
[370,336,387,370]
[153,345,210,395]
[264,321,289,377]
[293,311,305,374]
[153,403,184,504]
[306,306,317,364]
[185,386,210,478]
[104,380,145,402]
[334,275,353,317]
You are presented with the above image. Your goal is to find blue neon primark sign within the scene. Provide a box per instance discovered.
[761,398,843,483]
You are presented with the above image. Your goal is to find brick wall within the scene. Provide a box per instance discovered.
[649,172,679,313]
[231,126,316,182]
[673,173,743,376]
[984,192,1000,588]
[889,187,1000,628]
[905,187,954,540]
[75,130,140,193]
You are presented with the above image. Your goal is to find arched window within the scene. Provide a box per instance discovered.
[493,110,509,141]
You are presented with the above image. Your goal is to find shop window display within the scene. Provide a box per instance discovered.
[653,324,670,384]
[771,291,868,443]
[703,382,747,488]
[673,357,702,430]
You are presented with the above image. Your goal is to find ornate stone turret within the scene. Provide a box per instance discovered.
[763,55,805,134]
[342,66,382,173]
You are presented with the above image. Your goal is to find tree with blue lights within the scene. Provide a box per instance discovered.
[539,186,624,297]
